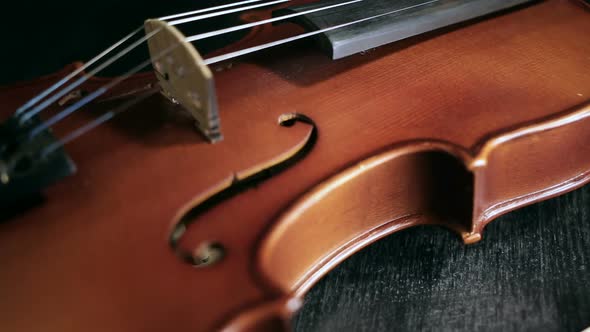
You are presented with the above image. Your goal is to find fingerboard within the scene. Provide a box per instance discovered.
[278,0,536,59]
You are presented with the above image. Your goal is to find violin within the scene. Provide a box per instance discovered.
[1,0,589,331]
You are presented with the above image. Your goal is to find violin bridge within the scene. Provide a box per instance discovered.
[144,19,222,143]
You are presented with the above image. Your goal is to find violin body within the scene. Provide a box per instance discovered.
[1,0,589,331]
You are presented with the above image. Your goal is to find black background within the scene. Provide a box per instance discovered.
[2,1,589,331]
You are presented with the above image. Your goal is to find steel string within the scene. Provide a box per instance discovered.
[15,0,291,122]
[167,0,291,26]
[186,0,362,43]
[159,0,270,21]
[33,0,440,156]
[22,0,357,137]
[204,0,440,65]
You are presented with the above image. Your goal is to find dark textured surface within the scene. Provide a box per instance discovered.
[293,186,590,332]
[2,1,590,331]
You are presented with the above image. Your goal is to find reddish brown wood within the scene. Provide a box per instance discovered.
[0,1,589,331]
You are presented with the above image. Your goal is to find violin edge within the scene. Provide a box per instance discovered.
[214,99,590,332]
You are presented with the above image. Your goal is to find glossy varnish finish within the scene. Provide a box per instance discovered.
[0,1,589,331]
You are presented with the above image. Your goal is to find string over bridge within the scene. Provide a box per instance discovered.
[144,19,222,143]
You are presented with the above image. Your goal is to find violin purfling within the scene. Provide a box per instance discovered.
[0,0,589,331]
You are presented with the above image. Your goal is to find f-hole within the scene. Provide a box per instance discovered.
[169,113,317,267]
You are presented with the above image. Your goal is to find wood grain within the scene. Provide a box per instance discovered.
[0,1,589,331]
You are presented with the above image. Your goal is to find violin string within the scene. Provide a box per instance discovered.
[159,0,268,21]
[18,28,162,125]
[204,0,439,65]
[186,0,362,43]
[14,26,145,117]
[26,50,170,140]
[167,0,290,26]
[40,87,160,158]
[14,0,289,122]
[18,0,336,134]
[40,64,200,157]
[28,0,439,150]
